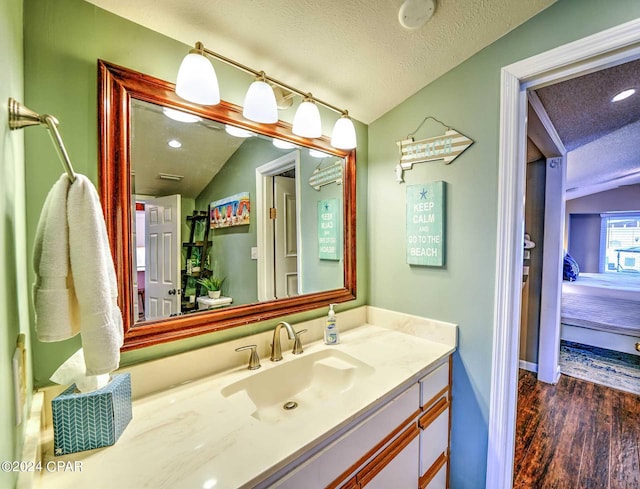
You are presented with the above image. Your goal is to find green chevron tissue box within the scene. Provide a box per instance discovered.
[52,373,132,455]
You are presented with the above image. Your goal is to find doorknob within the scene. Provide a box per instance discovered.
[168,289,176,295]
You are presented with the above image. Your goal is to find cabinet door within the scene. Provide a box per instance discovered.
[360,427,420,489]
[419,397,449,477]
[420,453,448,489]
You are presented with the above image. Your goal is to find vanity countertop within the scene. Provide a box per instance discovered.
[37,321,455,489]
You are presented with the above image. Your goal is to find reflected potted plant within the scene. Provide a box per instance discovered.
[196,276,225,299]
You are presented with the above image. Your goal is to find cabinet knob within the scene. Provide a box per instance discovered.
[235,345,261,370]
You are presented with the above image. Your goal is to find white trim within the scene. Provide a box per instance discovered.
[518,360,538,373]
[255,151,300,301]
[527,91,566,156]
[488,18,640,489]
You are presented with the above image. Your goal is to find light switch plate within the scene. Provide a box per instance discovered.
[251,247,258,260]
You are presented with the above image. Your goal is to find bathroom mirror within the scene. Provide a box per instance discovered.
[99,60,356,350]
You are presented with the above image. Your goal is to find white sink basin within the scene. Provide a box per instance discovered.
[221,349,375,423]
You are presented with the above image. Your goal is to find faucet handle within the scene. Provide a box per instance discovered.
[235,345,261,370]
[292,329,308,355]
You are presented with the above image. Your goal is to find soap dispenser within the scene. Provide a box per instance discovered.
[324,304,340,345]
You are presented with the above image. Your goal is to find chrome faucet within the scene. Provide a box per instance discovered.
[270,321,296,361]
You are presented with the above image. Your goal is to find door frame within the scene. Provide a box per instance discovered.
[255,150,301,301]
[487,17,640,488]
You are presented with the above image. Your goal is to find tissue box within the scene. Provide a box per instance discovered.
[52,373,132,455]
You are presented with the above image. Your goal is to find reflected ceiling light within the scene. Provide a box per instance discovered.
[273,139,296,150]
[293,95,322,138]
[163,107,202,123]
[225,125,253,138]
[176,45,220,105]
[168,139,182,148]
[175,42,357,150]
[243,72,278,123]
[612,88,635,102]
[309,148,327,158]
[331,111,357,150]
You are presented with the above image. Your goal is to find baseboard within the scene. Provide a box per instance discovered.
[519,360,538,373]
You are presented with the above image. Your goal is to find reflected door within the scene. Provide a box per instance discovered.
[144,194,181,318]
[274,176,298,297]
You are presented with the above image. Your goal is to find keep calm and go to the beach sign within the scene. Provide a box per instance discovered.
[406,182,446,266]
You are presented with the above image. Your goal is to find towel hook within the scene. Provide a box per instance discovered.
[8,98,76,183]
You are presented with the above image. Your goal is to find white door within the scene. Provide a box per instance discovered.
[274,176,298,298]
[145,194,181,319]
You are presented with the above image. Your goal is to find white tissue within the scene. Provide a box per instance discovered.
[50,349,111,393]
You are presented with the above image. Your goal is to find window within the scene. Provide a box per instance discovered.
[600,212,640,273]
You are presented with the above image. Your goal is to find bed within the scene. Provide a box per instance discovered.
[561,272,640,355]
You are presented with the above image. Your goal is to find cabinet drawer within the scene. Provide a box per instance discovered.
[270,384,420,489]
[419,360,449,409]
[419,397,449,477]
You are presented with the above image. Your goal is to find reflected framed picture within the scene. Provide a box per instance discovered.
[210,192,250,228]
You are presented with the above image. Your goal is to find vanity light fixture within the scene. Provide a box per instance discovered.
[309,148,327,158]
[273,139,296,150]
[162,107,202,123]
[175,42,357,150]
[331,111,357,150]
[175,46,220,105]
[293,94,322,138]
[243,72,278,123]
[224,125,254,138]
[612,88,635,102]
[167,139,182,148]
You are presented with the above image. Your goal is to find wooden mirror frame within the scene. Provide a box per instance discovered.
[98,60,356,351]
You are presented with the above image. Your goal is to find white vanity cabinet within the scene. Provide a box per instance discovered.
[269,356,451,489]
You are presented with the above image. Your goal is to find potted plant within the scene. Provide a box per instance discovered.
[196,276,225,299]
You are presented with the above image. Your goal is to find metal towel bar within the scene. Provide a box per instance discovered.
[8,98,76,183]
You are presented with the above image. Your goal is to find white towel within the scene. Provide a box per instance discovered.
[33,173,123,375]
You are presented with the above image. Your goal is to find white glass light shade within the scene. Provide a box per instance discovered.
[175,52,220,105]
[243,80,278,123]
[331,115,357,150]
[293,99,322,138]
[273,139,296,150]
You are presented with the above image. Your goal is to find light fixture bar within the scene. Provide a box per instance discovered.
[194,42,345,117]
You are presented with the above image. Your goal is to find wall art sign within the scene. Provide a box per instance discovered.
[397,129,473,169]
[308,160,343,190]
[406,182,446,266]
[318,199,340,260]
[209,192,250,228]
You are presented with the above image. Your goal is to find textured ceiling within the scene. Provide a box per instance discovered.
[85,0,554,124]
[535,59,640,198]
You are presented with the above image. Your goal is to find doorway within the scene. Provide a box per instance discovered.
[487,18,640,488]
[255,151,302,301]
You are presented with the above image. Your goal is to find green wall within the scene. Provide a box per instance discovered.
[367,0,640,486]
[24,0,368,386]
[1,0,32,488]
[196,137,282,305]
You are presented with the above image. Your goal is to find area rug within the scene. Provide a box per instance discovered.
[559,340,640,395]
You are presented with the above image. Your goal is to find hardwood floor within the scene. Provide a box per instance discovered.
[514,370,640,489]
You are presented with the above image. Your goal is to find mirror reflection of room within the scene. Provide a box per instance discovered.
[130,100,344,322]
